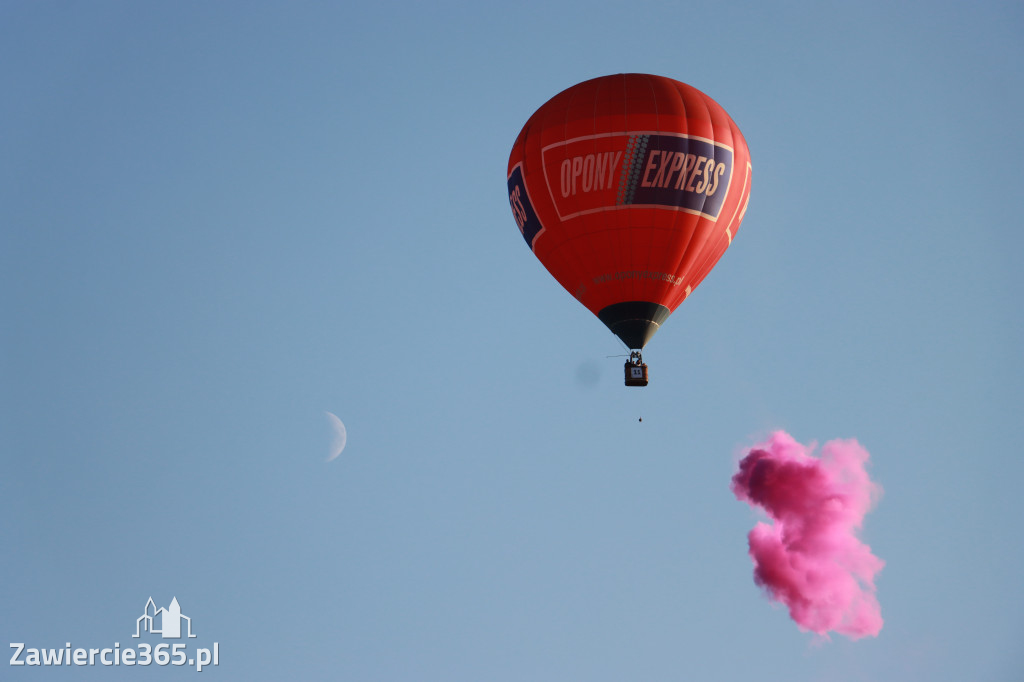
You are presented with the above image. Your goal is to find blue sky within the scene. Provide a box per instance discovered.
[2,1,1022,679]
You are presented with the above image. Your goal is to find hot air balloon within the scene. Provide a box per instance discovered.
[507,74,751,386]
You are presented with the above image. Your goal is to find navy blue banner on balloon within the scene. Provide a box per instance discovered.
[507,164,544,250]
[619,134,734,220]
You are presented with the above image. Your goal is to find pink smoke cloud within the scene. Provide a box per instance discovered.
[731,431,884,639]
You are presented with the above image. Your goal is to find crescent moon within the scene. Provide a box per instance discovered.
[325,411,347,462]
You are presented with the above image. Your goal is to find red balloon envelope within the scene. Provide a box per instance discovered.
[507,74,751,350]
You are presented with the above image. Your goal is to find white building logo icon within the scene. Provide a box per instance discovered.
[133,597,197,639]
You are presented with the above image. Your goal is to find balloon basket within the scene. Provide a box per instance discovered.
[624,351,649,387]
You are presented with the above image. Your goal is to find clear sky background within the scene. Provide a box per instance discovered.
[2,1,1022,680]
